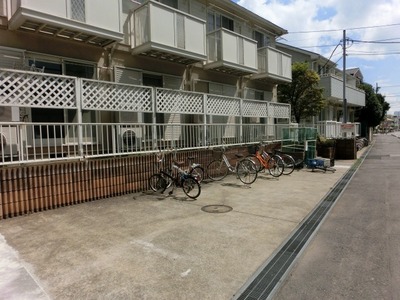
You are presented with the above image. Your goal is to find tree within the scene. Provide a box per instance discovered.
[277,62,325,123]
[356,83,390,128]
[377,93,390,121]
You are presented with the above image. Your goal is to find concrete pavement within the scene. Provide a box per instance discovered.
[0,147,362,299]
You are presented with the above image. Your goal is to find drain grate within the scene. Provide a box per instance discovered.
[234,157,363,300]
[201,205,233,213]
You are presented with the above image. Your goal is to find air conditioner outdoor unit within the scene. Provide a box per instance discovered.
[120,127,142,151]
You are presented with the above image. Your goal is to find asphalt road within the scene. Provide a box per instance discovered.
[272,133,400,300]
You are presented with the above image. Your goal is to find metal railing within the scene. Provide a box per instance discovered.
[0,122,301,165]
[316,121,361,138]
[0,120,362,165]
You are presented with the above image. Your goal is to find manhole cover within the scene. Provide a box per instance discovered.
[201,205,233,213]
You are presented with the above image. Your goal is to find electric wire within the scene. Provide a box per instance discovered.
[289,23,400,34]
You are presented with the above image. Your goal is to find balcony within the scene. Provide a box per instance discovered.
[132,1,207,65]
[320,74,365,107]
[251,47,292,83]
[7,0,123,47]
[204,28,258,76]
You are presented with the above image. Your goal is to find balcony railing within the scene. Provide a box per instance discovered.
[320,75,365,107]
[0,68,293,165]
[8,0,123,46]
[252,46,292,83]
[205,28,258,75]
[132,0,207,64]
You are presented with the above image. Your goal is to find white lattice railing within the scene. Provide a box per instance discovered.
[268,102,290,118]
[82,79,153,112]
[206,94,241,116]
[242,99,268,117]
[0,68,77,108]
[156,89,204,114]
[0,68,295,165]
[0,68,291,118]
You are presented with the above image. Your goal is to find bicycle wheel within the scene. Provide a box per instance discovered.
[281,154,295,175]
[148,173,168,192]
[236,158,258,184]
[207,160,229,181]
[267,155,284,177]
[246,154,264,172]
[182,177,201,199]
[190,166,205,183]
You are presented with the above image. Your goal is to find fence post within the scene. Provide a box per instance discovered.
[239,98,243,143]
[152,87,157,149]
[203,94,207,146]
[76,78,84,158]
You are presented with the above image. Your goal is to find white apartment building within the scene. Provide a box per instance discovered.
[0,0,294,164]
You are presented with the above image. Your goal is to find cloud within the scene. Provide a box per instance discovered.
[235,0,400,113]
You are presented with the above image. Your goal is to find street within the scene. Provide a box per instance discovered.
[273,133,400,300]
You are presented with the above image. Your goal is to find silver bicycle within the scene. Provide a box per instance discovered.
[206,146,258,184]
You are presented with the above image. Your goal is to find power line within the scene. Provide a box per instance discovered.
[380,84,400,88]
[288,23,400,34]
[317,43,341,72]
[347,51,400,56]
[352,39,400,44]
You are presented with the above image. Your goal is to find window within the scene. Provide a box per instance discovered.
[71,0,85,22]
[254,91,264,100]
[207,11,234,32]
[159,0,178,9]
[28,60,61,75]
[27,58,96,137]
[254,31,270,48]
[65,61,95,78]
[28,59,95,78]
[221,16,234,31]
[143,74,164,127]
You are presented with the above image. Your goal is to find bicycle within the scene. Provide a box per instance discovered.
[206,146,258,184]
[148,150,174,190]
[271,149,296,175]
[184,156,205,183]
[170,149,205,183]
[148,150,201,199]
[246,144,284,177]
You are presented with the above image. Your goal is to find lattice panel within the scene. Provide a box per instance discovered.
[242,100,268,117]
[156,89,204,114]
[268,102,290,118]
[0,69,76,108]
[82,80,153,112]
[206,95,240,116]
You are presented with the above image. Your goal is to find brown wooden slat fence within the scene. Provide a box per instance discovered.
[0,149,226,219]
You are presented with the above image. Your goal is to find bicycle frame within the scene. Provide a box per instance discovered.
[207,146,257,184]
[221,153,237,172]
[254,148,274,169]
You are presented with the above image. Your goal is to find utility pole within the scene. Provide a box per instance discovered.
[342,29,347,123]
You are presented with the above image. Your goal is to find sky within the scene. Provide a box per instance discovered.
[234,0,400,114]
